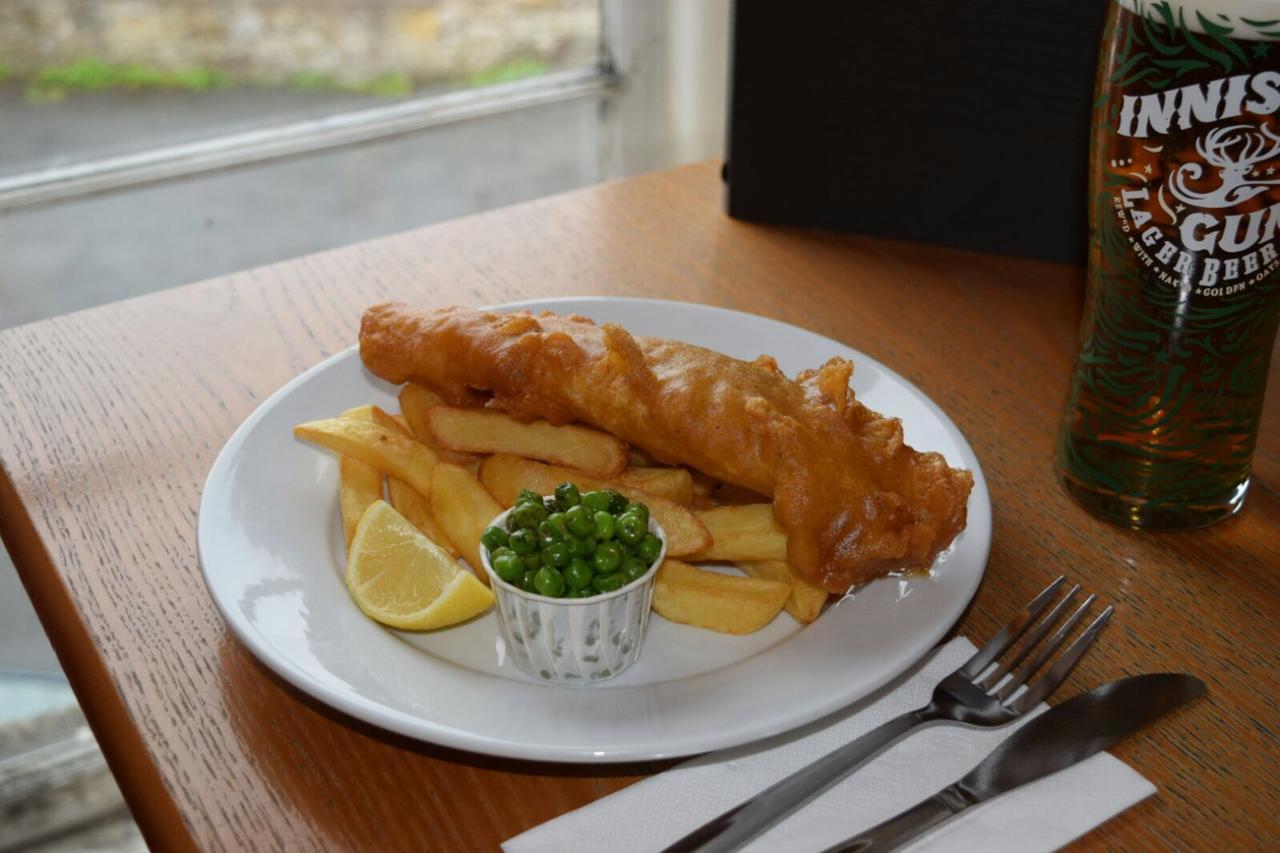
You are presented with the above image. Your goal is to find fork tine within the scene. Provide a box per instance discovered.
[979,584,1081,689]
[995,593,1094,701]
[1011,604,1114,712]
[956,575,1066,679]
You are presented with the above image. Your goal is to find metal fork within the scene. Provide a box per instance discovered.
[661,576,1113,853]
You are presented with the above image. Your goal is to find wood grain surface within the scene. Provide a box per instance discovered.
[0,162,1277,851]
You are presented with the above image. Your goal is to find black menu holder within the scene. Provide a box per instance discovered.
[724,0,1108,265]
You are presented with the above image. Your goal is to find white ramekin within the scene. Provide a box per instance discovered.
[479,502,667,685]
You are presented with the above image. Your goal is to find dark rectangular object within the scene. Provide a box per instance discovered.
[724,0,1108,265]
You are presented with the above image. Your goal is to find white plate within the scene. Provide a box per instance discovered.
[198,298,990,763]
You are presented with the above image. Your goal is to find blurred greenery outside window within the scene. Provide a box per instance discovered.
[0,0,600,99]
[0,0,604,178]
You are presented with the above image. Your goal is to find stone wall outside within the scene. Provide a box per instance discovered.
[0,0,600,86]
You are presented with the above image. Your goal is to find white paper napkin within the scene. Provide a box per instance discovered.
[503,637,1155,853]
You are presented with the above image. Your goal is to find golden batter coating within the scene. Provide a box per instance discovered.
[359,303,973,592]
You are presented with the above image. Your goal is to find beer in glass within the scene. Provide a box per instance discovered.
[1058,0,1280,529]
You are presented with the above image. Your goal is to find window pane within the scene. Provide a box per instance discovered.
[0,0,602,177]
[0,98,604,327]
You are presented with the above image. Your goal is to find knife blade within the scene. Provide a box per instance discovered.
[821,673,1205,853]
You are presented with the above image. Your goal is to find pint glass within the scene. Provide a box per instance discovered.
[1058,0,1280,529]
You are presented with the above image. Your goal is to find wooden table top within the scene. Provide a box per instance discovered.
[1,161,1276,851]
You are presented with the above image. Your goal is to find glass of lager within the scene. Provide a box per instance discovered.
[1058,0,1280,529]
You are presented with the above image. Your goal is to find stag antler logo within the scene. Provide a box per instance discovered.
[1169,124,1280,209]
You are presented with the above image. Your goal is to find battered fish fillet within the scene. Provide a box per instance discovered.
[359,304,973,593]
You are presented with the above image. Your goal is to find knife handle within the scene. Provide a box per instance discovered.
[661,707,936,853]
[819,786,968,853]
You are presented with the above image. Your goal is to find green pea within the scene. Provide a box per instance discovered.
[493,551,524,583]
[637,533,662,564]
[520,569,538,592]
[544,539,572,568]
[481,526,509,553]
[538,519,564,543]
[547,512,569,537]
[624,502,650,528]
[567,535,591,558]
[516,488,542,506]
[593,541,623,572]
[581,490,611,512]
[565,504,594,537]
[565,589,591,599]
[508,528,537,555]
[617,513,646,545]
[554,481,581,510]
[622,556,649,583]
[604,489,629,514]
[592,572,625,594]
[564,557,594,590]
[522,552,543,571]
[509,502,546,531]
[593,510,616,541]
[534,566,566,597]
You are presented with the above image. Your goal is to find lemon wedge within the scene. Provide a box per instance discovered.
[346,500,494,630]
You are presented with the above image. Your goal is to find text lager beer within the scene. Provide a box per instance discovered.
[1058,0,1280,528]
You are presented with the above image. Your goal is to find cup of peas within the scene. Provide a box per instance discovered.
[478,482,667,684]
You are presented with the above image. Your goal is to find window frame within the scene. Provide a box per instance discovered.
[0,15,623,213]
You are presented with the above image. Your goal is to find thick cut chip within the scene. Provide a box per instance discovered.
[477,454,711,556]
[689,504,788,562]
[295,418,439,498]
[338,406,389,549]
[737,560,829,624]
[387,477,458,557]
[346,501,493,630]
[430,462,503,583]
[427,406,627,476]
[399,382,447,419]
[398,383,477,465]
[613,467,695,505]
[340,456,384,548]
[652,560,791,634]
[370,405,413,438]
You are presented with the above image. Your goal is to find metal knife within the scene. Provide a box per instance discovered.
[818,673,1205,852]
